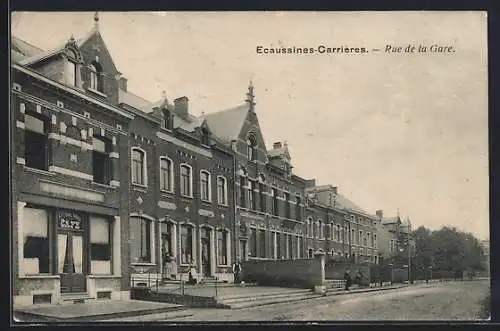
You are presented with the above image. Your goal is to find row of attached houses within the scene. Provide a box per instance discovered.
[10,15,408,307]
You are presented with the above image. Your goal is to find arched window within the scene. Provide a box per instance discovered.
[131,148,146,186]
[247,133,257,160]
[130,217,152,263]
[89,62,104,92]
[93,135,111,185]
[159,157,174,192]
[24,112,49,170]
[180,164,193,197]
[200,170,211,201]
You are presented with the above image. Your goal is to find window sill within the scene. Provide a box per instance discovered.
[23,166,56,176]
[180,194,194,199]
[201,199,212,204]
[88,88,108,98]
[217,264,230,268]
[91,182,117,189]
[218,203,229,208]
[160,189,174,195]
[88,274,120,279]
[132,183,148,191]
[160,128,173,133]
[19,274,60,279]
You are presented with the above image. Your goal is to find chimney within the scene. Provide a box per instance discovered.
[273,142,282,150]
[376,210,383,218]
[174,96,189,119]
[118,77,128,92]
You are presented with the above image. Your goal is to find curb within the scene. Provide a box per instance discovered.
[326,285,407,297]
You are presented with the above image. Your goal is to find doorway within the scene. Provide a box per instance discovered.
[58,232,86,293]
[200,228,211,277]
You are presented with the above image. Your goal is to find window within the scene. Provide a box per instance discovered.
[180,164,192,196]
[23,207,50,274]
[217,176,227,205]
[247,134,257,160]
[160,157,173,192]
[67,60,77,86]
[310,220,314,237]
[336,225,341,241]
[130,218,151,263]
[318,220,323,239]
[200,171,211,201]
[284,193,290,219]
[93,136,111,185]
[131,148,146,186]
[249,228,257,257]
[162,109,173,130]
[374,234,377,248]
[272,188,278,216]
[277,232,282,258]
[217,230,228,265]
[180,224,193,264]
[201,127,210,146]
[259,230,266,258]
[359,230,363,245]
[89,62,104,92]
[259,182,266,212]
[351,229,355,243]
[239,177,246,207]
[90,216,111,274]
[330,223,334,240]
[24,113,49,170]
[287,234,293,259]
[248,180,256,210]
[295,196,301,221]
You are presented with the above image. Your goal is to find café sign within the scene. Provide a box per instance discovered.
[57,210,83,230]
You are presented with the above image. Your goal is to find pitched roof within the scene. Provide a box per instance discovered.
[118,89,154,113]
[334,193,369,215]
[11,36,44,58]
[382,216,401,224]
[201,103,250,145]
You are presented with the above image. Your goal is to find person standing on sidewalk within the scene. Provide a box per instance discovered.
[233,258,242,285]
[344,269,352,291]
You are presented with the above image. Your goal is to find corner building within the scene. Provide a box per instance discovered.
[11,22,134,306]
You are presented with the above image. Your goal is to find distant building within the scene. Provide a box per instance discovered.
[376,210,413,262]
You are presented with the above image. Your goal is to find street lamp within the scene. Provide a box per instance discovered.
[399,241,412,284]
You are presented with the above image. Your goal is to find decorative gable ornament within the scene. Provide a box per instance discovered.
[64,36,84,63]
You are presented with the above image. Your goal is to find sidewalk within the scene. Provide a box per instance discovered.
[13,300,186,322]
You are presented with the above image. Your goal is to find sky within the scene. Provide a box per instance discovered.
[11,11,489,240]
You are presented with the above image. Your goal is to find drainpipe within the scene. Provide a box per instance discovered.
[231,140,238,264]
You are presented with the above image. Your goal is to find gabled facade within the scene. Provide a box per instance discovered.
[375,210,412,259]
[11,17,134,306]
[203,84,308,260]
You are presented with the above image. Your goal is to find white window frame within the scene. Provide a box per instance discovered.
[131,147,147,187]
[216,228,230,267]
[179,222,196,266]
[90,64,98,91]
[216,175,228,206]
[179,163,193,198]
[200,170,212,202]
[159,156,174,193]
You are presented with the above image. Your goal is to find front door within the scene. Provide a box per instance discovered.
[57,211,86,293]
[201,228,211,277]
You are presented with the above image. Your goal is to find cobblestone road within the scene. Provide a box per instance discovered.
[110,280,489,322]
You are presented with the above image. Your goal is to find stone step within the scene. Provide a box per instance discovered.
[61,292,95,304]
[219,289,315,305]
[227,292,322,309]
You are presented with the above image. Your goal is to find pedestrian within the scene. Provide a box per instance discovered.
[233,258,242,285]
[187,261,198,285]
[344,269,352,291]
[163,252,172,280]
[170,254,178,280]
[355,270,363,286]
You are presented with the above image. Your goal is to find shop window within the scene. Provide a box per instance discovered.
[24,113,49,170]
[23,207,50,274]
[93,136,111,185]
[217,230,228,265]
[180,224,193,264]
[131,148,146,186]
[90,216,111,274]
[130,217,151,263]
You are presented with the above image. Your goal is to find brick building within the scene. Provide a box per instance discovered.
[119,83,235,283]
[11,18,134,306]
[375,210,411,260]
[202,84,309,260]
[305,183,380,263]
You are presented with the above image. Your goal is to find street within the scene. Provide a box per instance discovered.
[107,280,490,322]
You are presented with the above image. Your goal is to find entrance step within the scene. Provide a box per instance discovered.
[61,292,95,304]
[217,289,321,309]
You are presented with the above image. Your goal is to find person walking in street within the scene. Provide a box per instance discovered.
[233,258,242,285]
[344,269,352,291]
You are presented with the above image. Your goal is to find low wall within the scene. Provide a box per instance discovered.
[325,263,371,283]
[130,287,225,308]
[241,258,322,289]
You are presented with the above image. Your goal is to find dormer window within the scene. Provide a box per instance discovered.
[201,127,210,146]
[162,109,173,130]
[64,44,82,88]
[66,60,77,87]
[89,62,104,93]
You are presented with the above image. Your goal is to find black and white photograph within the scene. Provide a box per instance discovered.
[10,11,490,323]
